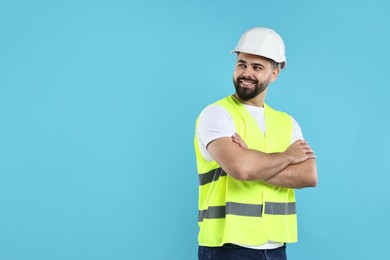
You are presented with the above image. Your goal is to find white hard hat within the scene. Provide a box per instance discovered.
[232,27,287,69]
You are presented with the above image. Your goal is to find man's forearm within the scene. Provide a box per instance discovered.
[209,136,315,182]
[263,158,318,189]
[236,149,296,181]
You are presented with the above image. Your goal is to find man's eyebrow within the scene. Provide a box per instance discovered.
[252,63,265,67]
[237,60,265,67]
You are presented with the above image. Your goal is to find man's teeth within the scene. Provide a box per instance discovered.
[240,81,254,86]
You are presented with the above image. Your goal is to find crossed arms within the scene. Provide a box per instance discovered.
[207,133,318,189]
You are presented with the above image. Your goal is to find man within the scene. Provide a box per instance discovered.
[194,27,318,260]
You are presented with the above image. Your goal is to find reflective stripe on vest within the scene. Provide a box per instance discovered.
[199,167,227,186]
[198,202,296,222]
[199,202,263,222]
[265,202,296,215]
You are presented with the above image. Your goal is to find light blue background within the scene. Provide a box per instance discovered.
[1,0,389,259]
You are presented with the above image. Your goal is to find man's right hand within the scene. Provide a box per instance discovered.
[284,140,316,165]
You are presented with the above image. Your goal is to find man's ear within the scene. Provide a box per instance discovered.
[270,67,280,83]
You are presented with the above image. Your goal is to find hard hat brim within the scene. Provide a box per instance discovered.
[231,49,286,69]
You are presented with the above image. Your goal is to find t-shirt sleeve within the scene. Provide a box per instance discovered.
[196,104,236,161]
[291,116,304,143]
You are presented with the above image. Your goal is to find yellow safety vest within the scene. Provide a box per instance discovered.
[194,95,297,246]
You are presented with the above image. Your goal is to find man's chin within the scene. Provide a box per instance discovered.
[236,91,254,101]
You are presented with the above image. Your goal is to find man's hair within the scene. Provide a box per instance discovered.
[268,59,279,70]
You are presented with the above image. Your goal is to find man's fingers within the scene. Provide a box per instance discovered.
[236,133,245,140]
[231,133,248,149]
[235,140,248,149]
[232,138,240,144]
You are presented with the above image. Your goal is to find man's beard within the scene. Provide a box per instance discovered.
[233,76,271,101]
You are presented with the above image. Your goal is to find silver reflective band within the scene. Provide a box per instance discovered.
[264,202,296,215]
[198,168,227,186]
[198,206,225,222]
[226,202,262,217]
[199,202,296,221]
[198,202,263,222]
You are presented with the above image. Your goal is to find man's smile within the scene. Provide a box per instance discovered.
[238,77,257,88]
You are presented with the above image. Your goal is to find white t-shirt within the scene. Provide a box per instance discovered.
[196,103,304,250]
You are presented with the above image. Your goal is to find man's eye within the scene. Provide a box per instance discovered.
[237,64,246,68]
[253,66,262,71]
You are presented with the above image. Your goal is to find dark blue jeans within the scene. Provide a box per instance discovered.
[198,243,287,260]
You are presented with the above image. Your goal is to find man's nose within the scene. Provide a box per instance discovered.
[241,67,252,77]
